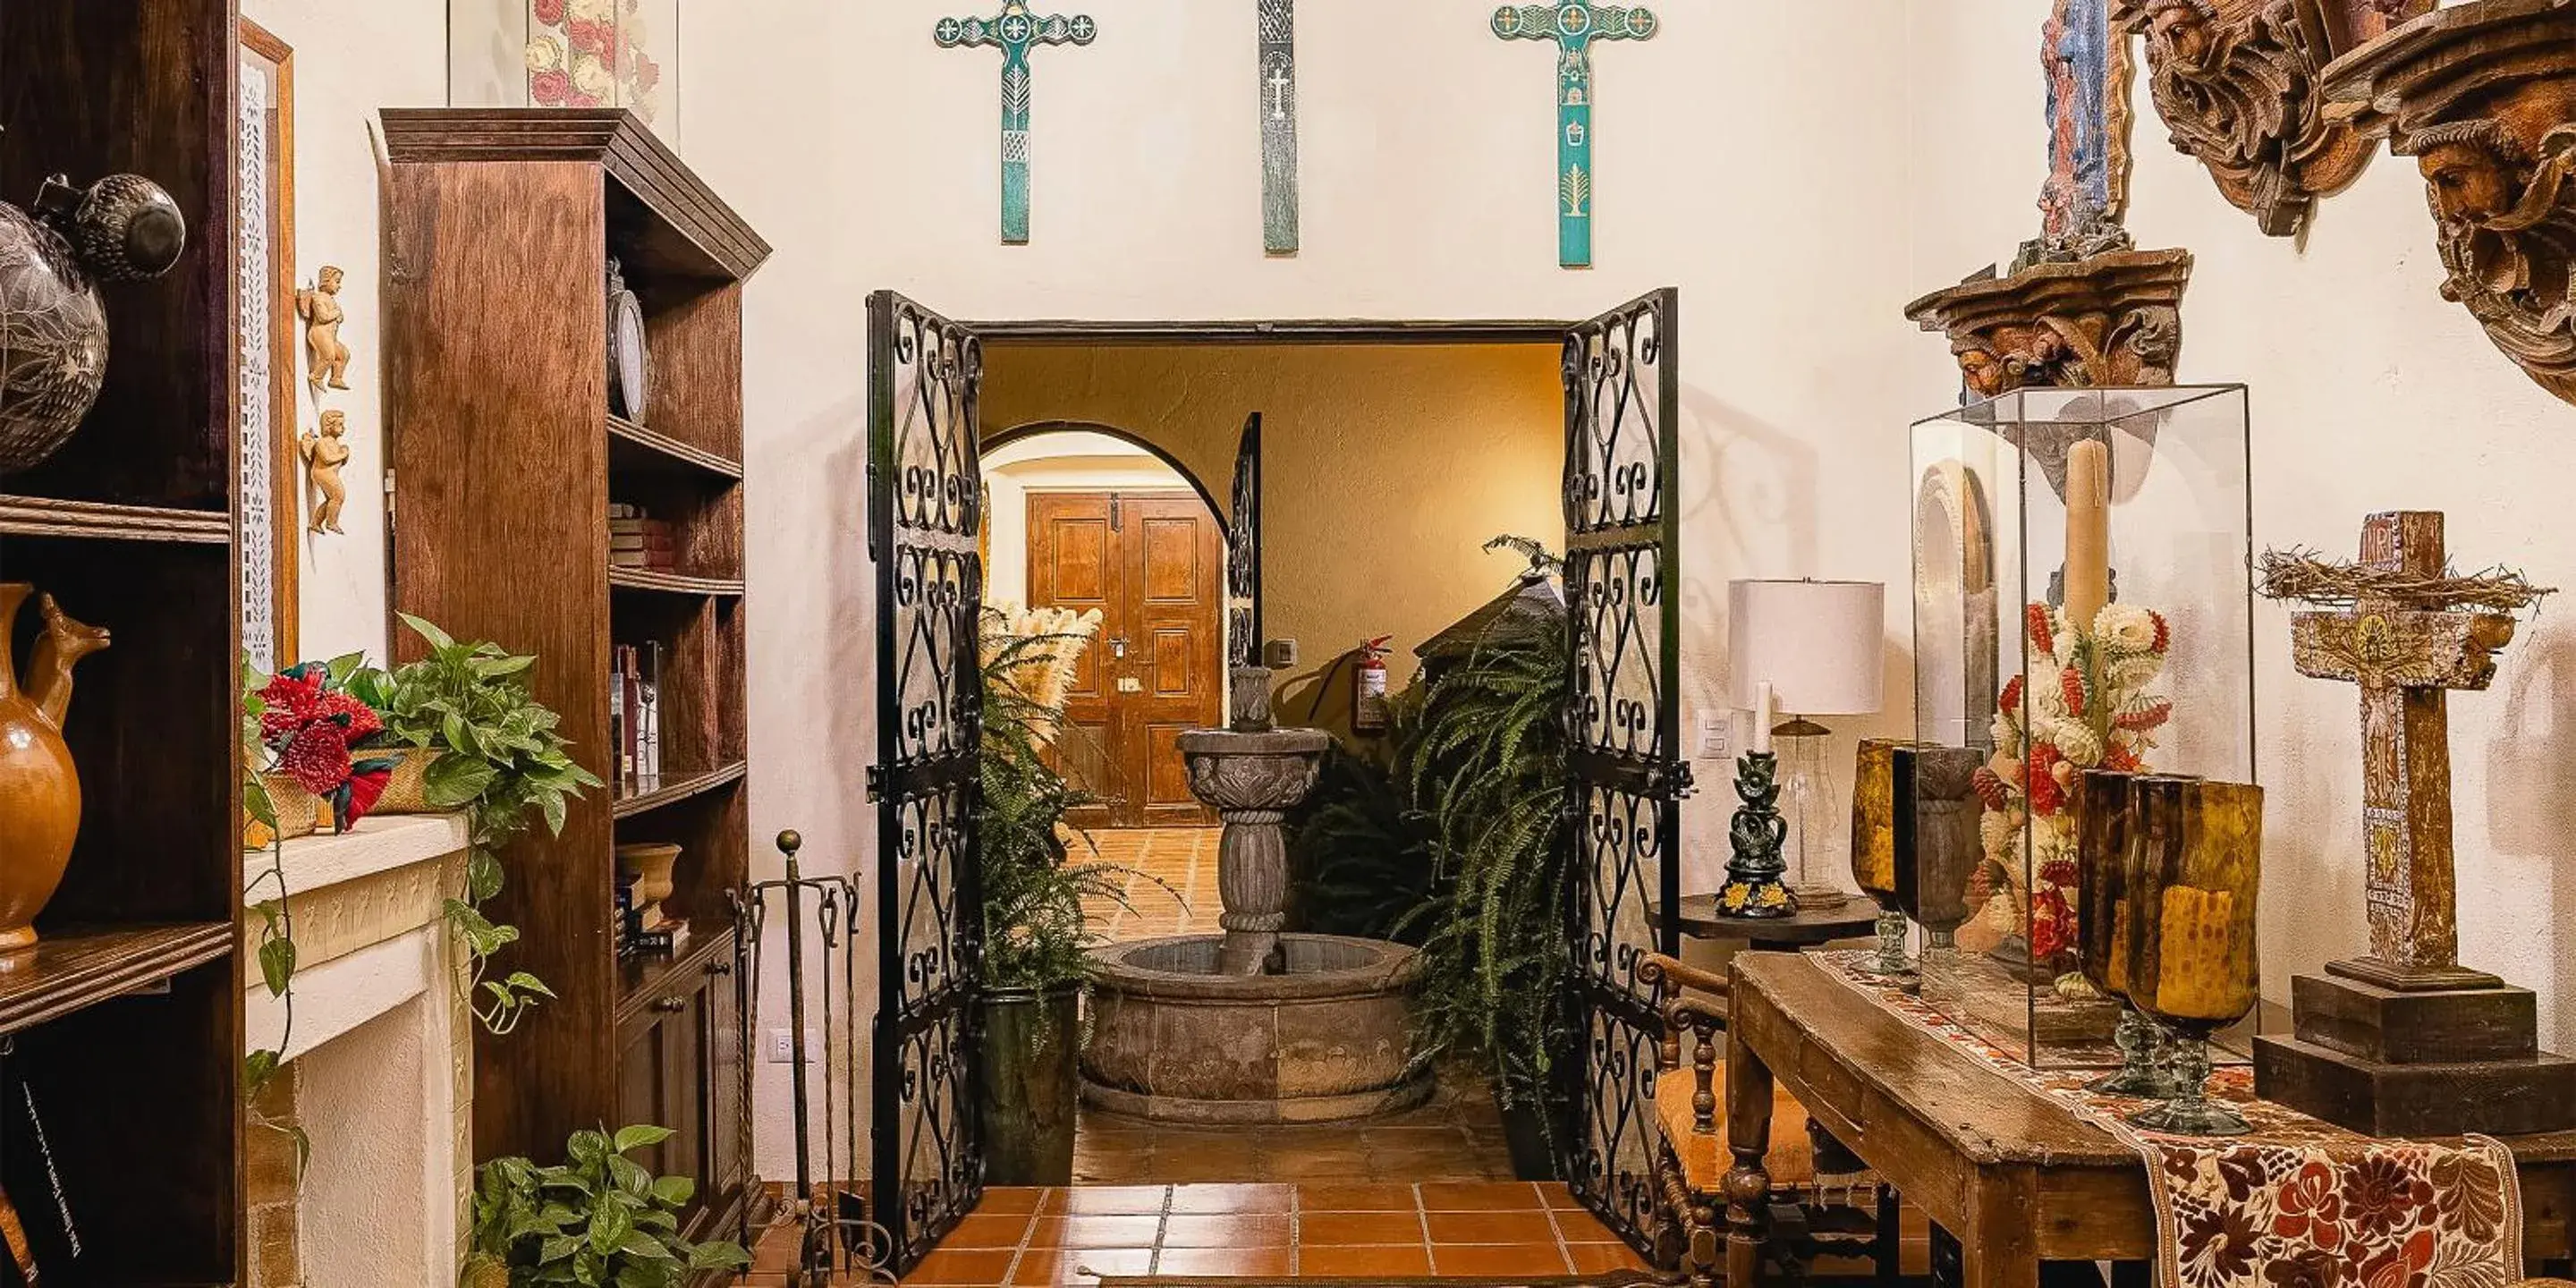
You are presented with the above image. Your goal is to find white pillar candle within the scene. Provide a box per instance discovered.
[1752,680,1775,755]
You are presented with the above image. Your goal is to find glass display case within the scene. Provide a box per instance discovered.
[449,0,681,144]
[1909,385,2253,1070]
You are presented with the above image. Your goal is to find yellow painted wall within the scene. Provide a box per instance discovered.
[980,343,1563,699]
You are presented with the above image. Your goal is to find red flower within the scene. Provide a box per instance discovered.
[530,69,572,105]
[2029,888,2072,961]
[2352,1228,2434,1288]
[1972,766,2011,811]
[257,669,328,741]
[2039,859,2079,890]
[569,18,617,60]
[2149,610,2171,654]
[2103,741,2142,772]
[533,0,566,25]
[318,690,383,741]
[2026,602,2056,657]
[2273,1161,2344,1251]
[2026,744,2067,816]
[1998,674,2026,716]
[2115,699,2173,733]
[2060,665,2087,716]
[630,53,661,93]
[279,720,354,795]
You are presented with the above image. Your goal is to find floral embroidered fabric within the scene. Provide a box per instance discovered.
[1819,951,2523,1288]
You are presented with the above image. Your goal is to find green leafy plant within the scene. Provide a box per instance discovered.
[460,1125,750,1288]
[1398,552,1574,1130]
[976,617,1172,993]
[1286,737,1436,943]
[349,614,602,1035]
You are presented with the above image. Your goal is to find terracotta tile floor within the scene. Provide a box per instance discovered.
[1078,827,1218,941]
[1070,1065,1516,1185]
[741,1181,1651,1285]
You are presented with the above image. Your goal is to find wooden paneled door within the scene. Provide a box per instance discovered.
[1027,490,1224,826]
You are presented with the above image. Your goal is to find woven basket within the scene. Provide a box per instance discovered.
[362,744,447,815]
[245,772,326,850]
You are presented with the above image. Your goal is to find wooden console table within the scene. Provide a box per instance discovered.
[1720,953,2576,1288]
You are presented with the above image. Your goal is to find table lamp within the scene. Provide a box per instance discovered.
[1716,579,1885,919]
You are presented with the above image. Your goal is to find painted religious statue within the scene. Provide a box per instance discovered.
[296,264,352,394]
[300,411,351,535]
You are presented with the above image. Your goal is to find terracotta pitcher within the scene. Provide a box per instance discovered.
[0,584,110,953]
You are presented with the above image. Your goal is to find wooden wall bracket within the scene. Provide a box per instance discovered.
[2320,0,2576,406]
[1904,225,2194,397]
[2112,0,2430,237]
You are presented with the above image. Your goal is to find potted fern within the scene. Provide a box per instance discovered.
[1396,541,1578,1180]
[975,608,1173,1185]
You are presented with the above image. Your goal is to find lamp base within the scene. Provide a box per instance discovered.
[1715,876,1797,919]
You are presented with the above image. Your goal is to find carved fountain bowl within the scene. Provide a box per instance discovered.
[1175,727,1330,811]
[1080,933,1431,1125]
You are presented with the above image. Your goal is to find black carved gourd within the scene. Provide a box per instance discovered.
[0,172,186,474]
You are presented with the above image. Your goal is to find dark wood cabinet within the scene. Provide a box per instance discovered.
[0,1,248,1279]
[379,110,767,1253]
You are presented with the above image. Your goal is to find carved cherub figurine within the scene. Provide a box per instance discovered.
[300,411,351,535]
[295,264,352,394]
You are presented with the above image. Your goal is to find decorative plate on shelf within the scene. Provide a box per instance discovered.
[606,257,650,424]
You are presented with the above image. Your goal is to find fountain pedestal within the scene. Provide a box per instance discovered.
[1178,726,1329,975]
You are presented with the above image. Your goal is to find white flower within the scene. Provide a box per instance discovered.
[2094,605,2164,658]
[2043,716,2104,767]
[572,51,616,97]
[1980,809,2017,860]
[2104,653,2166,695]
[524,36,565,72]
[1991,710,2023,758]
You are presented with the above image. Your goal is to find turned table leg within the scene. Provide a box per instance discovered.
[1722,1025,1776,1287]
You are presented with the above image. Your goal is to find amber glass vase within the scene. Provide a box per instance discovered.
[2121,776,2263,1135]
[1850,738,1918,976]
[2075,770,2172,1097]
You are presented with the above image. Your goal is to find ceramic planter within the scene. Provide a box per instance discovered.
[979,985,1081,1186]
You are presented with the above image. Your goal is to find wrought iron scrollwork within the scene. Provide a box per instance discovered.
[867,292,987,1274]
[1561,289,1686,1256]
[1226,413,1263,667]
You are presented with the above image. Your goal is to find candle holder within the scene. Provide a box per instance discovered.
[2074,769,2174,1098]
[1850,738,1919,976]
[2123,776,2263,1136]
[1717,751,1794,919]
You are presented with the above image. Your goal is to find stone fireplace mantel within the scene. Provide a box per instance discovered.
[242,813,474,1288]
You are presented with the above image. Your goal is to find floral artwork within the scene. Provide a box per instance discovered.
[525,0,664,123]
[1821,951,2526,1288]
[257,663,398,833]
[1972,600,2171,979]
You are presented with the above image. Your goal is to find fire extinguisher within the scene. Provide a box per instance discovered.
[1353,636,1394,735]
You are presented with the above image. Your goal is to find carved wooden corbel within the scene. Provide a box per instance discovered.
[2112,0,2429,236]
[2323,0,2576,406]
[1905,225,2195,397]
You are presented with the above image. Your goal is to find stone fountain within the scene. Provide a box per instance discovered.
[1080,666,1430,1124]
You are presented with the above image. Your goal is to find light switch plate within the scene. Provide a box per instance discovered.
[766,1028,821,1063]
[1697,710,1734,759]
[1263,639,1298,669]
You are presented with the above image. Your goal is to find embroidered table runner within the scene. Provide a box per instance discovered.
[1818,951,2524,1288]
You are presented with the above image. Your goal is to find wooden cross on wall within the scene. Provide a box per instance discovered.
[1258,0,1300,255]
[2284,513,2521,990]
[1491,2,1660,269]
[936,2,1098,244]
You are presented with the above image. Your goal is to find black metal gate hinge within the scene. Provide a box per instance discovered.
[864,765,886,803]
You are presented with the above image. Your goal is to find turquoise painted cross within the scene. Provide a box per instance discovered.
[936,2,1098,245]
[1491,3,1659,268]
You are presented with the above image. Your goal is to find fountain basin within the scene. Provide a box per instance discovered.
[1081,933,1430,1125]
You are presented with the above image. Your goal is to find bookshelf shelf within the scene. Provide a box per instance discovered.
[612,760,750,820]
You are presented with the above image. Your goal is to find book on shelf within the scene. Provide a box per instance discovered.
[609,550,677,570]
[609,642,665,797]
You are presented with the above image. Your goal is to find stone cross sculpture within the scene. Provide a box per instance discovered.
[935,2,1098,245]
[1490,3,1660,269]
[2253,510,2575,1136]
[1258,0,1300,255]
[2279,512,2519,988]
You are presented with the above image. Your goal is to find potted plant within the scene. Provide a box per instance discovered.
[349,614,603,1035]
[459,1124,750,1288]
[974,608,1172,1185]
[1396,542,1579,1181]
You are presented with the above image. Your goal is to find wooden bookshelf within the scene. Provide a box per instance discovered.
[0,1,245,1280]
[381,109,767,1258]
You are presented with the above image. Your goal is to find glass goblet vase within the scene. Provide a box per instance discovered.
[2123,777,2263,1137]
[1851,738,1919,977]
[1894,744,1983,1001]
[2075,768,2171,1098]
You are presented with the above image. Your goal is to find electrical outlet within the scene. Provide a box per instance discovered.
[765,1028,821,1063]
[1697,711,1733,759]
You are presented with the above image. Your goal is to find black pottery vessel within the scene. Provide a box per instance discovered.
[0,170,186,474]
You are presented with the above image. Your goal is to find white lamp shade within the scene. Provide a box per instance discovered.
[1726,580,1885,715]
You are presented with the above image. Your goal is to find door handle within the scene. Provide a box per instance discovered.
[1109,636,1128,659]
[652,996,687,1013]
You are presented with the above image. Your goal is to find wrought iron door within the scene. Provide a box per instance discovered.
[1560,288,1687,1250]
[865,292,987,1274]
[1226,412,1264,666]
